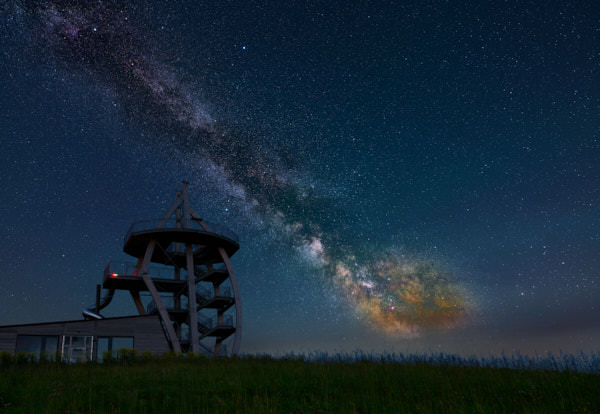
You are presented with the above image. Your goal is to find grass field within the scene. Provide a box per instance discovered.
[0,353,598,413]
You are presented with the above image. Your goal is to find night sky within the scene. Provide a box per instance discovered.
[1,0,598,356]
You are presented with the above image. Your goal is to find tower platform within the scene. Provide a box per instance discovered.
[123,219,239,266]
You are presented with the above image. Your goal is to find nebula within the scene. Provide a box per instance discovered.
[330,254,468,336]
[11,0,471,336]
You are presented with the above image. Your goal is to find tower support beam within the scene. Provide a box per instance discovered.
[186,244,200,353]
[218,247,243,355]
[140,240,181,353]
[129,290,146,315]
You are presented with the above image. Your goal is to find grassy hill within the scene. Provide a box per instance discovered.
[0,353,598,413]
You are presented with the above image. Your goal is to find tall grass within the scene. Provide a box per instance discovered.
[0,351,598,413]
[273,349,600,373]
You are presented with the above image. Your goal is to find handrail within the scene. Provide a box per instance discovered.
[196,286,233,299]
[198,315,233,330]
[124,218,239,244]
[104,261,175,280]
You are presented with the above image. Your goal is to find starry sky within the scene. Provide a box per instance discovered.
[0,0,599,356]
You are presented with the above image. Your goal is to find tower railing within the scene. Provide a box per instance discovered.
[103,261,176,282]
[197,315,234,331]
[124,218,239,244]
[146,296,182,314]
[196,286,233,302]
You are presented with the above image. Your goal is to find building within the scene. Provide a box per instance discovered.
[0,183,242,362]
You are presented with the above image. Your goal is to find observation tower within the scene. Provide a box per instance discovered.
[85,182,242,356]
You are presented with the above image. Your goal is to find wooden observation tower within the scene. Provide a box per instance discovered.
[85,182,242,355]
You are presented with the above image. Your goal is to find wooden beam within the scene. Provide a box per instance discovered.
[129,290,146,315]
[186,244,200,353]
[214,337,223,356]
[174,266,181,310]
[189,208,203,224]
[173,206,183,256]
[158,193,182,228]
[181,181,192,229]
[141,240,181,353]
[218,247,243,355]
[132,257,143,277]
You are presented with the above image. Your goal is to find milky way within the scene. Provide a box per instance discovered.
[12,0,471,336]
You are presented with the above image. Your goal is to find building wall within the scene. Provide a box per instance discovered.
[0,332,17,354]
[0,315,170,355]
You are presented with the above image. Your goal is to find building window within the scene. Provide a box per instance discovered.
[61,336,94,363]
[96,336,134,362]
[15,335,59,360]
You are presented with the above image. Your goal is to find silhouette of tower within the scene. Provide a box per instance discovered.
[86,182,242,355]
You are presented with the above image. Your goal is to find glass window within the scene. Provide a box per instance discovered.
[96,337,110,362]
[43,336,59,355]
[61,336,93,363]
[15,335,59,360]
[95,337,134,361]
[15,336,42,354]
